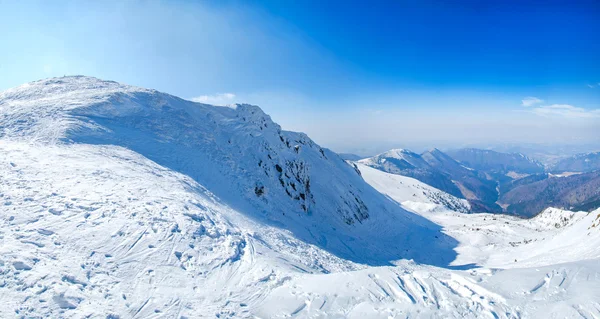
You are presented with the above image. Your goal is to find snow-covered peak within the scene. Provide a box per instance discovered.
[0,76,148,104]
[359,148,429,170]
[1,76,273,124]
[377,148,420,159]
[0,76,283,142]
[382,148,412,157]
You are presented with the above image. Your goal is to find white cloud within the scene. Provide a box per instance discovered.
[190,93,236,105]
[521,96,543,107]
[529,104,600,119]
[588,84,596,88]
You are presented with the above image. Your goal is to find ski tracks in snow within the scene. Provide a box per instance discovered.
[0,142,273,318]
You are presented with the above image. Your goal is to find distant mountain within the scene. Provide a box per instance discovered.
[421,149,500,210]
[497,173,549,195]
[359,147,600,217]
[488,143,600,167]
[338,153,365,161]
[355,163,471,213]
[359,148,502,213]
[359,149,464,198]
[361,149,430,170]
[446,148,544,175]
[551,152,600,173]
[499,171,600,217]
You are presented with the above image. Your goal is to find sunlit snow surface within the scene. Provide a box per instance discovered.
[1,77,599,318]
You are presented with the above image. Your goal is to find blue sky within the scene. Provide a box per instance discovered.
[1,0,599,154]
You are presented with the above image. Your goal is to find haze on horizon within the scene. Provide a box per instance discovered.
[1,0,598,155]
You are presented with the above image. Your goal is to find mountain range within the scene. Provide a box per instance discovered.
[359,147,600,217]
[446,148,544,175]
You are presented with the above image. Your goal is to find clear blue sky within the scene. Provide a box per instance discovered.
[1,0,599,153]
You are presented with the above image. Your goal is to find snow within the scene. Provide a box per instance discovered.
[1,76,600,318]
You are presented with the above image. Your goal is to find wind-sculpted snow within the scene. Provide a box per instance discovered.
[258,259,600,318]
[2,76,600,318]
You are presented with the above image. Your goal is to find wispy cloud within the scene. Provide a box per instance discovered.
[529,104,600,119]
[521,96,543,107]
[586,82,600,88]
[190,93,236,105]
[519,96,600,119]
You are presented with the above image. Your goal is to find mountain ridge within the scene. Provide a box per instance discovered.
[446,148,545,175]
[0,75,458,267]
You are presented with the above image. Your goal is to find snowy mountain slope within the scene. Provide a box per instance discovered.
[420,207,600,269]
[359,149,465,199]
[2,76,600,318]
[0,76,457,267]
[356,163,470,213]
